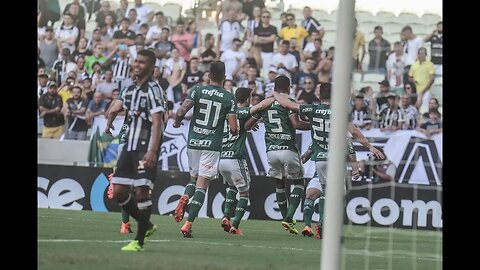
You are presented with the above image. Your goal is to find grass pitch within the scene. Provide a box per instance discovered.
[38,208,442,270]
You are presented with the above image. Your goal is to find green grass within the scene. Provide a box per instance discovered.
[38,208,442,270]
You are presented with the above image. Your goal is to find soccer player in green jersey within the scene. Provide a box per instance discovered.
[273,82,384,239]
[245,75,310,235]
[173,61,239,238]
[219,87,275,235]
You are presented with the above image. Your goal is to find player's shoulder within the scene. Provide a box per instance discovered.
[236,106,251,115]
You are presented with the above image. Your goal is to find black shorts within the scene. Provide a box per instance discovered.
[111,149,157,189]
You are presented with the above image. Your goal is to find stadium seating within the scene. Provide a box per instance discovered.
[321,20,337,32]
[162,3,182,22]
[312,9,330,21]
[397,12,421,24]
[363,73,386,83]
[355,10,375,23]
[144,2,163,13]
[430,85,442,106]
[421,13,442,25]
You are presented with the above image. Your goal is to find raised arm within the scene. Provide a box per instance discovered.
[348,122,385,160]
[272,91,299,113]
[173,99,194,128]
[250,96,275,115]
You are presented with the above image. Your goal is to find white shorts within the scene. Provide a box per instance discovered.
[267,150,304,180]
[219,158,251,192]
[187,148,220,180]
[306,175,324,193]
[315,161,328,185]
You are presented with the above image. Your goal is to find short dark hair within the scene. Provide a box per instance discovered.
[319,82,332,100]
[401,25,413,33]
[274,75,290,93]
[374,25,383,31]
[121,17,130,24]
[137,49,156,66]
[281,40,290,47]
[209,61,226,83]
[155,11,164,16]
[176,18,185,25]
[235,87,252,103]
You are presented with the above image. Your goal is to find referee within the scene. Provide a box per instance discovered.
[106,49,166,252]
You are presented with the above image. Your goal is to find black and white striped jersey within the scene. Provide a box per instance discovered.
[122,79,166,152]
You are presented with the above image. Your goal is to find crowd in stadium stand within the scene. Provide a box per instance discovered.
[37,0,442,140]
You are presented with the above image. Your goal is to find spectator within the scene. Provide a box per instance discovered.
[271,40,298,78]
[386,41,408,94]
[115,0,129,22]
[95,1,117,28]
[252,10,277,76]
[164,48,187,102]
[280,12,287,28]
[311,38,327,70]
[73,56,90,82]
[103,44,132,90]
[72,37,93,61]
[187,20,202,50]
[404,82,419,109]
[316,46,334,81]
[223,79,235,94]
[296,78,318,104]
[352,18,366,71]
[360,148,396,182]
[216,0,244,26]
[293,57,317,94]
[359,86,375,114]
[63,86,88,140]
[181,57,203,98]
[153,27,175,67]
[86,28,102,50]
[242,0,265,20]
[408,47,435,110]
[63,0,87,21]
[238,66,263,95]
[374,79,394,115]
[301,6,325,47]
[220,38,247,80]
[90,61,103,87]
[424,21,442,76]
[103,14,116,37]
[39,83,65,139]
[367,26,391,74]
[129,34,145,60]
[126,8,141,33]
[350,94,372,130]
[171,19,194,61]
[39,26,59,68]
[279,13,309,48]
[416,109,442,138]
[133,0,153,25]
[421,98,440,122]
[398,94,420,130]
[38,74,50,97]
[288,38,301,68]
[86,91,108,125]
[112,18,136,46]
[85,43,106,74]
[38,0,61,27]
[96,69,117,102]
[378,94,401,131]
[56,12,80,53]
[198,33,217,72]
[145,11,167,46]
[81,77,94,102]
[67,2,86,38]
[52,48,75,84]
[58,76,76,106]
[401,25,424,84]
[302,30,320,59]
[218,9,243,55]
[245,6,263,68]
[263,67,278,97]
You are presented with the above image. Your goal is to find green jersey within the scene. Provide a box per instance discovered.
[299,104,331,161]
[221,106,251,159]
[186,85,236,151]
[260,99,298,152]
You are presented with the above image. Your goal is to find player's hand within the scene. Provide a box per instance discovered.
[143,150,157,168]
[370,147,385,160]
[104,124,114,136]
[301,150,312,164]
[173,121,182,128]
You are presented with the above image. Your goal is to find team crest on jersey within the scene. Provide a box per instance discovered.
[140,98,147,108]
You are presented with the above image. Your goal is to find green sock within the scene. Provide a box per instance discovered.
[318,195,325,224]
[276,189,288,219]
[187,188,206,222]
[184,182,196,198]
[231,197,248,228]
[224,187,238,219]
[121,209,130,223]
[303,198,314,227]
[286,186,305,221]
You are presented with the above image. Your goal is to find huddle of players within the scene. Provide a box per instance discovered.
[104,55,385,252]
[172,63,385,238]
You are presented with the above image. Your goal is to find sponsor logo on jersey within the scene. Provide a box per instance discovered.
[268,145,289,151]
[315,108,331,115]
[202,89,224,98]
[189,139,212,147]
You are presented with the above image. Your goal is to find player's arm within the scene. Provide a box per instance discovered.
[373,166,394,181]
[289,114,310,130]
[348,122,385,160]
[301,144,313,164]
[144,111,163,168]
[245,114,261,131]
[173,99,194,128]
[272,91,299,112]
[249,96,275,115]
[228,113,238,135]
[105,99,124,136]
